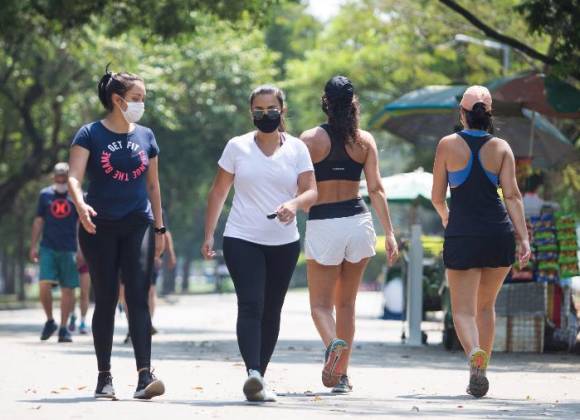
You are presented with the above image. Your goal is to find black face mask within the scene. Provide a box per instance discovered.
[253,115,280,133]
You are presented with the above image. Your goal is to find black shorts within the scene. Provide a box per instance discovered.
[443,233,515,270]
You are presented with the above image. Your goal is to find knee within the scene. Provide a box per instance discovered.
[310,301,333,320]
[452,305,476,319]
[238,300,263,320]
[477,302,496,317]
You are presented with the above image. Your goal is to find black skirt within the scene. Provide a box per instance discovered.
[443,233,515,270]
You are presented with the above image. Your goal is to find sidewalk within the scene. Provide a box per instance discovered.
[1,290,579,419]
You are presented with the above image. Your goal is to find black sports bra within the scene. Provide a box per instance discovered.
[313,124,364,182]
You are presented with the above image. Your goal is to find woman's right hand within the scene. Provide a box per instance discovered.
[78,203,98,234]
[518,238,531,267]
[201,236,216,260]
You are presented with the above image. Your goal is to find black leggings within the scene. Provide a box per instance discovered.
[223,237,300,376]
[79,217,154,372]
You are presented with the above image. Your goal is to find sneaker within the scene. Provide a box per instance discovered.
[68,313,77,332]
[94,372,115,399]
[133,369,165,399]
[123,332,132,345]
[40,320,58,341]
[261,383,277,402]
[58,326,73,343]
[243,370,265,402]
[151,326,158,336]
[467,347,489,398]
[322,338,348,387]
[79,321,88,335]
[332,375,353,394]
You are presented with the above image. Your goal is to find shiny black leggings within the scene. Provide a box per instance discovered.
[79,218,154,372]
[223,237,300,376]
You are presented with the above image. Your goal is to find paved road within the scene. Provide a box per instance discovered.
[1,290,579,419]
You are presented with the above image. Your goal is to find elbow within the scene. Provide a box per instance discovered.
[368,185,385,202]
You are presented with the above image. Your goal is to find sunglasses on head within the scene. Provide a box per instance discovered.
[252,109,281,120]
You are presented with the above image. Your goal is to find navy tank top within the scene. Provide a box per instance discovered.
[313,124,364,182]
[445,131,513,237]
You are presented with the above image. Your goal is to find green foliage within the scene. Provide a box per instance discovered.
[516,0,580,78]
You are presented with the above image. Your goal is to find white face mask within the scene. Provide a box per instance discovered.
[54,183,68,194]
[121,99,145,123]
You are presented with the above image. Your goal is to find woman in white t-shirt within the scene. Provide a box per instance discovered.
[202,85,317,402]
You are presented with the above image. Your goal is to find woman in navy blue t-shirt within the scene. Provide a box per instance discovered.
[68,67,165,400]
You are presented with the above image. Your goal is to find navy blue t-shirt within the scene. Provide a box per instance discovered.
[71,121,159,221]
[37,187,79,252]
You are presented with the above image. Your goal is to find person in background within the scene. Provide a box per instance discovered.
[69,249,91,335]
[301,76,398,393]
[522,173,559,218]
[68,66,165,400]
[202,85,317,402]
[30,162,79,343]
[431,85,530,398]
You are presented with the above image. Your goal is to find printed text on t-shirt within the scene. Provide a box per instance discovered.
[100,141,148,182]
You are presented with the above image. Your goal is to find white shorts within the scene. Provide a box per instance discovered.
[305,212,377,266]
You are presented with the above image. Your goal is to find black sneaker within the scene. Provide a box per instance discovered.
[123,332,132,345]
[94,372,115,399]
[58,326,73,343]
[40,320,58,341]
[133,369,165,400]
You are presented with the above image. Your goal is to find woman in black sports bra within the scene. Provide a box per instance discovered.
[301,76,398,393]
[431,86,530,398]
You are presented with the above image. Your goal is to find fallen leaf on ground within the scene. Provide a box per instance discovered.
[193,386,204,391]
[31,405,41,410]
[59,387,69,390]
[50,390,59,394]
[77,386,87,390]
[411,406,419,412]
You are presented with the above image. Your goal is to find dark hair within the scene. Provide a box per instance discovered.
[249,85,287,132]
[526,173,544,193]
[463,103,494,133]
[322,93,361,146]
[97,64,144,112]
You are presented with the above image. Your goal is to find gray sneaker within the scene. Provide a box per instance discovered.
[331,375,353,394]
[243,370,265,402]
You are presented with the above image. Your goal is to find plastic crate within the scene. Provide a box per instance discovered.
[494,315,544,353]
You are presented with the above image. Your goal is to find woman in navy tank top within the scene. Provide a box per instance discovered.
[431,86,531,398]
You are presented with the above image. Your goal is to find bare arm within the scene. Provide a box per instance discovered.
[499,145,531,265]
[202,167,234,259]
[431,138,450,227]
[68,145,97,234]
[277,171,318,223]
[363,133,398,265]
[29,217,44,262]
[146,156,165,258]
[165,230,177,269]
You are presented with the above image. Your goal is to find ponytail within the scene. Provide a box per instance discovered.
[464,103,494,133]
[97,63,144,112]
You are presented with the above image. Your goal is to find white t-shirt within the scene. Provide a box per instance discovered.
[218,131,314,246]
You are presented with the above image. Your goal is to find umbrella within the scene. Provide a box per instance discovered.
[370,85,579,168]
[359,168,449,205]
[487,72,580,119]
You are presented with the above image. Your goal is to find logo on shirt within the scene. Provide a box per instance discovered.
[50,198,72,219]
[100,140,148,182]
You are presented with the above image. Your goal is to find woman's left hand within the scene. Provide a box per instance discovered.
[385,232,399,266]
[155,233,166,259]
[276,201,297,224]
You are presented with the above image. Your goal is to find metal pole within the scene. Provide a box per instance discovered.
[529,111,536,156]
[406,224,424,346]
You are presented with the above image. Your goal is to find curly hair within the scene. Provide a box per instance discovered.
[322,94,361,146]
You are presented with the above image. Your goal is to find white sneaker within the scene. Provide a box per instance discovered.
[261,381,277,402]
[243,370,264,402]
